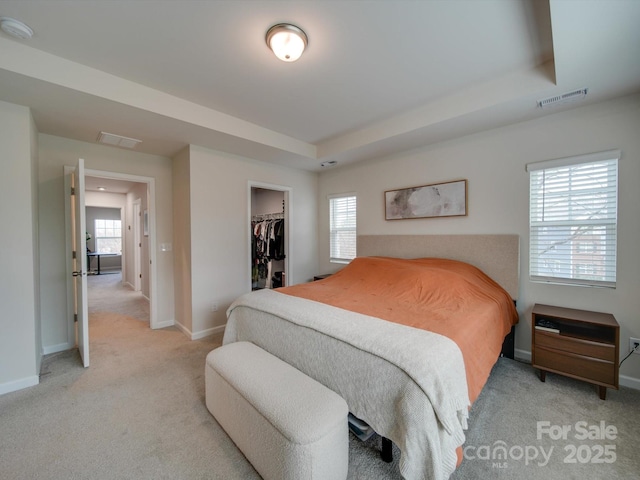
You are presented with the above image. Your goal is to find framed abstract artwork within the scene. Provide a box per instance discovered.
[384,179,467,220]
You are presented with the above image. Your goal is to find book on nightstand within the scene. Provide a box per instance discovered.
[535,325,560,334]
[535,317,560,334]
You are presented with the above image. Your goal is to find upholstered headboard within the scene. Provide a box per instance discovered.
[357,234,520,299]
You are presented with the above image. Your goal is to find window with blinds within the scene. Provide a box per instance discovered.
[527,150,619,288]
[329,194,357,263]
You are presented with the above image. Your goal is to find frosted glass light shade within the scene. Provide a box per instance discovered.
[266,24,308,62]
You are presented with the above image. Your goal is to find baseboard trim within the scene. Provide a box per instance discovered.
[619,374,640,391]
[42,342,73,355]
[174,321,225,340]
[0,375,39,396]
[514,348,531,363]
[152,319,174,330]
[173,321,191,338]
[191,324,226,340]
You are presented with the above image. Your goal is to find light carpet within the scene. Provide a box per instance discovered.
[0,275,638,479]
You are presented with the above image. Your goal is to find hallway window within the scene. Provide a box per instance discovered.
[95,219,122,254]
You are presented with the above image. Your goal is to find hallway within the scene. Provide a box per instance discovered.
[87,271,149,322]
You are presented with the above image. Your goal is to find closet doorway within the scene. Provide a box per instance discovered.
[249,183,290,291]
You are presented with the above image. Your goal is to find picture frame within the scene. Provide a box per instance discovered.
[143,209,149,236]
[384,179,467,220]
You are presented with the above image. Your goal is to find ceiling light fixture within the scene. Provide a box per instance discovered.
[97,187,106,191]
[0,17,34,40]
[266,23,308,62]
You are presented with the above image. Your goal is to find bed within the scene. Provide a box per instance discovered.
[223,234,519,480]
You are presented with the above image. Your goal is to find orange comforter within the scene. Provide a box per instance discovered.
[279,256,518,403]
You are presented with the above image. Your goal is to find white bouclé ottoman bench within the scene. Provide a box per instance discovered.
[205,341,349,480]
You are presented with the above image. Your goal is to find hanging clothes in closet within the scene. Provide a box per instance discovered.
[252,213,285,290]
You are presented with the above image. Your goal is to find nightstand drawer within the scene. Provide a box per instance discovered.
[535,346,616,386]
[535,331,615,362]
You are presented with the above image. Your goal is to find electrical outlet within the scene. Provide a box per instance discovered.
[210,303,218,313]
[630,337,640,354]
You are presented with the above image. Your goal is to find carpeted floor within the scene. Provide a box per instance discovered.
[451,358,640,479]
[87,271,149,321]
[1,275,639,479]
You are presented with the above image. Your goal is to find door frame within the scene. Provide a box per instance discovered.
[132,199,142,292]
[248,181,292,290]
[63,167,77,348]
[64,167,158,339]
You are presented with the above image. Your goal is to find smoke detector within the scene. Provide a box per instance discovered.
[537,88,588,109]
[0,17,34,40]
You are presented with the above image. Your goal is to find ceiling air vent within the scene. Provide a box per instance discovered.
[537,88,588,109]
[97,131,142,149]
[320,160,338,167]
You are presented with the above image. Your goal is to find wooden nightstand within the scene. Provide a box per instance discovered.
[531,304,619,400]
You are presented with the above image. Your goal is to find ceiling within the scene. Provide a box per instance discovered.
[84,176,139,194]
[0,0,638,172]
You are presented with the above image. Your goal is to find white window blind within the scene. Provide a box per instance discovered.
[329,194,357,263]
[528,151,618,288]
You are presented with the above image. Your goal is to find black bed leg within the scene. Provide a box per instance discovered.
[381,437,393,463]
[500,325,515,359]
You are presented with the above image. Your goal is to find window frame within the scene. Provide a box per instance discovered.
[329,193,357,264]
[527,150,619,288]
[94,218,123,254]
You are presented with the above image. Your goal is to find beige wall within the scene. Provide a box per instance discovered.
[0,101,40,393]
[3,92,637,395]
[172,148,192,334]
[38,134,174,351]
[84,189,149,296]
[252,188,285,215]
[318,93,640,387]
[173,145,318,339]
[85,203,124,271]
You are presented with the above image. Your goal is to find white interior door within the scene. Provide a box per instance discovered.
[71,158,89,367]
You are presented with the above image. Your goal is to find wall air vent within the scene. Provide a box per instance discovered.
[97,131,142,149]
[537,88,588,109]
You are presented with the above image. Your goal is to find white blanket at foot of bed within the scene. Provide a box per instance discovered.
[224,289,470,480]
